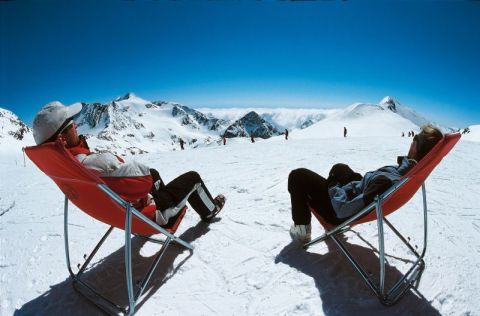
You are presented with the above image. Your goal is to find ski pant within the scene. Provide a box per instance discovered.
[288,168,343,226]
[150,169,216,225]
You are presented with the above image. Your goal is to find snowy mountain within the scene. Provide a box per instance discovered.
[294,99,421,139]
[0,108,31,143]
[379,96,429,127]
[73,93,335,154]
[223,111,280,138]
[0,94,453,156]
[199,107,334,131]
[0,108,33,162]
[75,93,222,155]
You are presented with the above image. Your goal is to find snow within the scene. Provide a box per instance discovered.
[462,125,480,142]
[1,131,479,315]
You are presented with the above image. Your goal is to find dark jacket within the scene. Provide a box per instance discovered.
[327,157,416,219]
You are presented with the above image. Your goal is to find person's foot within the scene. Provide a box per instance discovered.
[289,224,312,243]
[202,194,226,223]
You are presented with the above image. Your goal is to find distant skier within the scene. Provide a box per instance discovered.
[408,131,411,137]
[285,129,289,140]
[411,131,415,137]
[179,138,185,150]
[402,132,405,137]
[343,127,347,138]
[223,136,227,145]
[250,133,255,143]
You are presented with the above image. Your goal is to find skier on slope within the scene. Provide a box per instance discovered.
[287,124,443,242]
[32,101,226,226]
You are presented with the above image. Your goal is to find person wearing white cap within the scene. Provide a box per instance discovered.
[32,101,226,226]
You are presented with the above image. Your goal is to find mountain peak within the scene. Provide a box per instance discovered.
[379,96,398,112]
[0,107,32,142]
[115,92,137,101]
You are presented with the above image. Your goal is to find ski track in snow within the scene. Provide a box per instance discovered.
[1,136,479,315]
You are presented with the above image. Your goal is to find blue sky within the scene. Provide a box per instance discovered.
[1,1,479,127]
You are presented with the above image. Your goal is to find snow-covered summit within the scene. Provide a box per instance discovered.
[0,108,33,164]
[379,96,398,112]
[0,108,33,148]
[75,97,221,155]
[379,96,429,128]
[0,108,31,142]
[114,92,142,102]
[0,94,454,156]
[224,111,281,138]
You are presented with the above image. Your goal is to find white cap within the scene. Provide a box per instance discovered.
[32,101,82,144]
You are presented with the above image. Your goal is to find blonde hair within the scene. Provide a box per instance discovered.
[415,124,443,160]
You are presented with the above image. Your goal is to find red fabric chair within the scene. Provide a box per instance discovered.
[25,140,193,315]
[306,133,461,305]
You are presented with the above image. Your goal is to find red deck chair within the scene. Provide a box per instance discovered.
[25,140,195,315]
[304,132,461,305]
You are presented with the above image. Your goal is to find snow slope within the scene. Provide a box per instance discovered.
[0,108,33,166]
[1,133,478,316]
[293,102,419,139]
[461,125,480,142]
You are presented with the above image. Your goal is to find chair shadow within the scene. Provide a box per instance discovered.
[275,234,441,316]
[15,221,212,316]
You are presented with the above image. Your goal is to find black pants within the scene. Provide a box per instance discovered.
[150,169,216,223]
[288,168,342,225]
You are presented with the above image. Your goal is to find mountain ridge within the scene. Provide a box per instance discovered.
[1,94,459,155]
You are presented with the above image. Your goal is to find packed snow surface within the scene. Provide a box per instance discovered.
[462,125,480,142]
[1,134,479,316]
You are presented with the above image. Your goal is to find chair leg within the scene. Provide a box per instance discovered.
[304,184,429,305]
[125,203,135,315]
[64,196,126,314]
[64,197,191,315]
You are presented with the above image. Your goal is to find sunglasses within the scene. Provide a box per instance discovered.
[59,120,75,135]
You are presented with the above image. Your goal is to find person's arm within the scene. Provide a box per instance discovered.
[328,182,366,219]
[363,175,394,205]
[327,163,363,186]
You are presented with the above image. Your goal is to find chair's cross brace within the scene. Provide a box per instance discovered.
[135,237,172,302]
[77,226,114,278]
[331,235,380,296]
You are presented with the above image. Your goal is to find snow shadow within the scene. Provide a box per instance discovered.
[275,234,441,316]
[15,221,212,316]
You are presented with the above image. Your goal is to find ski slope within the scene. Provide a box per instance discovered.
[1,133,479,316]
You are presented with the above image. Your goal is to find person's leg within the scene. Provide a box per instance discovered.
[288,168,338,225]
[163,171,218,220]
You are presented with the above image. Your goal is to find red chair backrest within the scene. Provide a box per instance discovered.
[25,141,162,235]
[313,133,461,230]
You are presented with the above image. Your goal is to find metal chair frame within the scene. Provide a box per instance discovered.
[304,177,428,305]
[64,183,193,315]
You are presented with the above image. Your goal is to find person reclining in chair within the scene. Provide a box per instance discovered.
[32,101,226,226]
[287,124,443,242]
